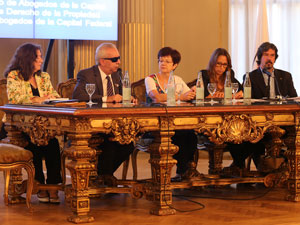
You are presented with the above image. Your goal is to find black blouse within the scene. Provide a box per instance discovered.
[30,84,40,97]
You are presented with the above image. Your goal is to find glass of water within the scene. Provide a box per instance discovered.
[175,83,183,103]
[85,83,96,105]
[207,83,216,103]
[231,83,239,102]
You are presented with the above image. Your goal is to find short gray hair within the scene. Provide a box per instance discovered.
[95,43,117,64]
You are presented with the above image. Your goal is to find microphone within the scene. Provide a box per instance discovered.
[117,68,123,85]
[117,68,123,79]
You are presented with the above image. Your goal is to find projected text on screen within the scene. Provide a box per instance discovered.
[0,0,118,40]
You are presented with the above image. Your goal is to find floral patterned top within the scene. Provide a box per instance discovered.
[148,74,164,94]
[7,70,60,104]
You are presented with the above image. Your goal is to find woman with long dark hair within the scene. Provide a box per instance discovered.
[5,43,62,203]
[202,48,243,98]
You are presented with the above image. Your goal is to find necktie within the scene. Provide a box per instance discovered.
[106,76,114,96]
[263,69,271,98]
[267,75,271,98]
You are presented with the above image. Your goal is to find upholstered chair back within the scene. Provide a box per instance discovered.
[131,78,146,103]
[57,78,77,99]
[187,79,197,88]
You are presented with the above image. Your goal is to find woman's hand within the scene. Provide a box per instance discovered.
[234,90,243,99]
[131,96,138,104]
[30,94,57,104]
[180,89,196,101]
[206,91,224,98]
[30,96,50,104]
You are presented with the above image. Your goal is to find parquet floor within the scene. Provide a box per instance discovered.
[1,151,300,225]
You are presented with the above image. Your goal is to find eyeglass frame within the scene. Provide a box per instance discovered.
[215,62,228,68]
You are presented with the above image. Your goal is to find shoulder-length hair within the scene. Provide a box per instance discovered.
[207,48,232,85]
[4,43,42,81]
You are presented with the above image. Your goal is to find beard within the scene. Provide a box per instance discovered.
[265,61,273,70]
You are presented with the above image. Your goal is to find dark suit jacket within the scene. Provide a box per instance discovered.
[247,68,297,99]
[201,69,242,97]
[72,65,123,102]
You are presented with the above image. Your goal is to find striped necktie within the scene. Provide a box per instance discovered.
[106,76,114,96]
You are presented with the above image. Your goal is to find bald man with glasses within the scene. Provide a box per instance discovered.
[73,43,134,186]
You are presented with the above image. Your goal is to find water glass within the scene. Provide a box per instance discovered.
[86,83,96,105]
[175,83,183,103]
[207,83,216,103]
[231,83,239,101]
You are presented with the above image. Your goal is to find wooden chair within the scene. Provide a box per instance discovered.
[0,79,35,208]
[186,78,197,88]
[57,78,77,99]
[0,143,34,210]
[0,78,8,131]
[131,78,146,103]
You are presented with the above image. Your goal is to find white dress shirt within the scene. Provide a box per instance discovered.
[99,66,115,102]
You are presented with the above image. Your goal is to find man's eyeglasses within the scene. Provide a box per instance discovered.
[102,56,120,62]
[216,62,228,68]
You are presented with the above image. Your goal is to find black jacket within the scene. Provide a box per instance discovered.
[72,65,122,102]
[247,68,297,99]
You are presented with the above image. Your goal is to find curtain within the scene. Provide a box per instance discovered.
[229,0,300,94]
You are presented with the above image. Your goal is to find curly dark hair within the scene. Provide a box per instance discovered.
[4,43,42,81]
[157,47,181,65]
[207,48,232,86]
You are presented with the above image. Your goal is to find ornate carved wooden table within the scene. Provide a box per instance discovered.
[1,100,300,223]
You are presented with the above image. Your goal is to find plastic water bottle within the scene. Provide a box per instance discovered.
[196,70,204,101]
[167,71,175,105]
[122,71,131,103]
[243,72,251,99]
[224,71,232,101]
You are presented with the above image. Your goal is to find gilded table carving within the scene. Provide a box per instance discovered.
[199,114,272,145]
[104,117,140,144]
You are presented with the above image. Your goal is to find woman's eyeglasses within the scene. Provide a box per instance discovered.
[158,60,173,64]
[102,56,121,62]
[216,62,228,68]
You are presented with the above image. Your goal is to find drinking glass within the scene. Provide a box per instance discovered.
[231,83,239,102]
[175,83,183,103]
[85,83,96,105]
[207,83,216,103]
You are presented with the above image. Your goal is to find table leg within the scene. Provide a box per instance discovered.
[148,130,178,216]
[284,122,300,202]
[208,143,226,174]
[65,133,96,223]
